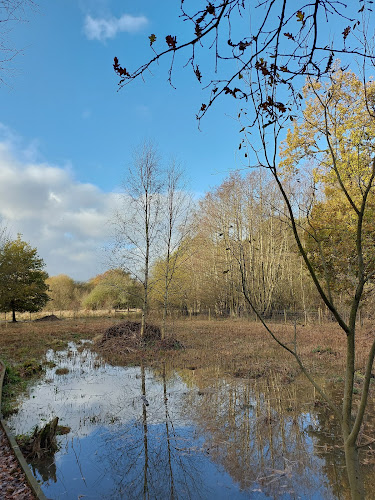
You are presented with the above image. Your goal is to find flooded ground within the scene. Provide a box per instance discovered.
[5,341,375,499]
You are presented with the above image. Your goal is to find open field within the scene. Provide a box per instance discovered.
[1,316,374,381]
[0,317,120,365]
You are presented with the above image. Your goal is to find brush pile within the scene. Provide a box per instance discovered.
[98,321,183,354]
[34,314,60,322]
[103,321,161,342]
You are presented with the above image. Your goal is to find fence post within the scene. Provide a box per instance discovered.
[284,309,287,324]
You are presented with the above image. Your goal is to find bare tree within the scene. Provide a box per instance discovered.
[113,142,163,337]
[114,1,375,129]
[159,161,192,338]
[194,171,305,316]
[0,0,35,83]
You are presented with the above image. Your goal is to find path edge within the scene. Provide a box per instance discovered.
[0,359,48,500]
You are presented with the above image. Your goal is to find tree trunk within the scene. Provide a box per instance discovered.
[161,306,167,340]
[162,261,170,340]
[344,440,365,500]
[11,302,16,322]
[141,256,148,338]
[140,309,146,338]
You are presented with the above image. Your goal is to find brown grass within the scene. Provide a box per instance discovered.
[162,319,347,377]
[93,317,375,382]
[0,317,123,365]
[1,316,374,380]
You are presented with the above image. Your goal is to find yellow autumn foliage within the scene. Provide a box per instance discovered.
[280,69,375,299]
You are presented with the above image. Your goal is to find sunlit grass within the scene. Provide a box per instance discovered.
[1,315,373,409]
[1,315,373,375]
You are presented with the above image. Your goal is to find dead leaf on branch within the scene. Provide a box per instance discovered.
[284,32,295,41]
[113,57,129,77]
[342,26,351,40]
[207,3,215,15]
[296,11,305,23]
[166,35,177,49]
[195,65,202,82]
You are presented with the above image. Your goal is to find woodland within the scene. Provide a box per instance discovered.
[41,69,375,325]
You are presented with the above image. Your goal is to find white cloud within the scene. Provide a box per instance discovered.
[83,13,148,41]
[0,134,121,281]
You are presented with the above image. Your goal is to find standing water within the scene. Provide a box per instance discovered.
[6,342,373,499]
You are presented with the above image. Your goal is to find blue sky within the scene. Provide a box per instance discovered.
[0,0,244,280]
[2,0,242,192]
[0,0,372,280]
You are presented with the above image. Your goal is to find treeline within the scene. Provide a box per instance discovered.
[3,71,374,324]
[45,170,320,316]
[152,170,320,316]
[45,270,142,312]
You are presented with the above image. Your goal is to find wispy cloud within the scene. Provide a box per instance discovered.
[83,14,148,41]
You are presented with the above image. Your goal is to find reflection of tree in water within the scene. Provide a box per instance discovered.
[182,370,338,499]
[25,352,375,499]
[90,363,206,499]
[29,457,57,484]
[305,397,348,499]
[306,386,375,499]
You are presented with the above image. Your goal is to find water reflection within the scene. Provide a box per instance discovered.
[178,370,335,499]
[96,366,207,499]
[7,342,374,499]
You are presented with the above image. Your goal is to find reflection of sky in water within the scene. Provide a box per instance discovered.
[9,344,189,437]
[7,343,337,499]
